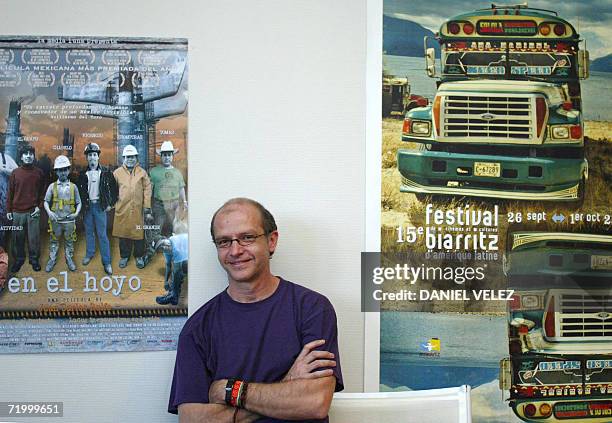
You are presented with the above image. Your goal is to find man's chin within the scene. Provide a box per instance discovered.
[229,268,252,279]
[226,267,256,283]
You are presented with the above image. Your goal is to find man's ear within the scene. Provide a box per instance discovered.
[267,230,279,257]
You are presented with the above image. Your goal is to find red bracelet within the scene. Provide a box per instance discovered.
[230,380,242,407]
[227,379,249,409]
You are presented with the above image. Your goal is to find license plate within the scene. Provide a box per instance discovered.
[592,255,612,270]
[474,162,501,177]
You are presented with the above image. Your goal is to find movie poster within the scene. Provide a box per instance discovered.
[371,2,611,421]
[0,36,189,353]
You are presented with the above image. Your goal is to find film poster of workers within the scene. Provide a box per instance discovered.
[0,36,189,354]
[373,1,611,422]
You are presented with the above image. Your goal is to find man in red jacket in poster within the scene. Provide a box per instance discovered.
[6,144,45,273]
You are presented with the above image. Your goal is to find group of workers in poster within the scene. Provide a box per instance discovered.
[0,140,187,306]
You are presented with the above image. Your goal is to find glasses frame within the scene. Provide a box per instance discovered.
[213,233,268,249]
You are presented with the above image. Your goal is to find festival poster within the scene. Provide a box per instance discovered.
[370,1,611,421]
[0,36,189,353]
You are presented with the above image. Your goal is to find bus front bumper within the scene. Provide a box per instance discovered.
[397,149,587,201]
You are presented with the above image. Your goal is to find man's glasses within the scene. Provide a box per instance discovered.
[213,233,266,249]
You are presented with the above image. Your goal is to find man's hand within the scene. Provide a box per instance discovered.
[30,207,40,218]
[208,379,227,405]
[283,339,336,382]
[47,211,58,222]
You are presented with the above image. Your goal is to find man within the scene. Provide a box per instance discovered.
[6,144,45,272]
[0,150,18,249]
[43,155,82,272]
[168,198,343,422]
[76,142,118,275]
[154,233,188,306]
[112,145,152,269]
[149,140,187,235]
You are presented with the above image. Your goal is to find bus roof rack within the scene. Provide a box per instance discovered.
[477,3,558,16]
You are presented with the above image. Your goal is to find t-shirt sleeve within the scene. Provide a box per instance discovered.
[43,184,53,204]
[168,330,213,414]
[73,184,81,205]
[300,295,344,392]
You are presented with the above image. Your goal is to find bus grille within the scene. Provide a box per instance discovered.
[441,94,535,141]
[558,292,612,339]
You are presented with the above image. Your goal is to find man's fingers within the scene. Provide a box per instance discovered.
[297,339,325,359]
[308,359,336,371]
[308,369,334,379]
[303,339,326,350]
[305,350,334,363]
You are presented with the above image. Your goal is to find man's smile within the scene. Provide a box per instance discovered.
[227,258,253,268]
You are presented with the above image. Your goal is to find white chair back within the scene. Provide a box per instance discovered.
[329,385,471,423]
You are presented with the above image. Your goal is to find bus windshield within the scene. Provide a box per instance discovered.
[442,41,577,79]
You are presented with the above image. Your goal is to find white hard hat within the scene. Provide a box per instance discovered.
[156,140,179,155]
[122,145,138,157]
[53,155,71,169]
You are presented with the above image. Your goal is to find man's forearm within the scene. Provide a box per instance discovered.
[247,377,334,420]
[179,403,259,423]
[212,376,335,421]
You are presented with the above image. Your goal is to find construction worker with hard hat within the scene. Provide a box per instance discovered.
[113,144,152,269]
[43,155,82,272]
[76,142,118,275]
[149,140,187,236]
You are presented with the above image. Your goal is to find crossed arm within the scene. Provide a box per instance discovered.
[178,340,337,423]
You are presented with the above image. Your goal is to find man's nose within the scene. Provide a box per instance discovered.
[228,239,245,255]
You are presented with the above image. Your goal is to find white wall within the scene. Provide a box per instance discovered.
[1,1,366,422]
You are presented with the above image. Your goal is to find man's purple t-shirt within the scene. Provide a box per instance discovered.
[168,278,343,422]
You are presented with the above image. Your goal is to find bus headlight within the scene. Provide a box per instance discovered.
[551,125,569,139]
[411,121,431,135]
[520,295,541,309]
[510,292,544,310]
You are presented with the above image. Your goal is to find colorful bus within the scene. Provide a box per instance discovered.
[397,4,590,202]
[499,232,612,422]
